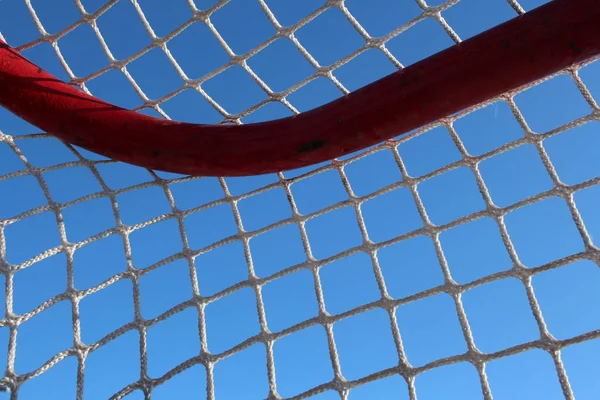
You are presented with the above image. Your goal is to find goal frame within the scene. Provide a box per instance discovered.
[0,0,598,176]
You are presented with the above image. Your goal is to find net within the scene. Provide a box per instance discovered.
[0,0,599,399]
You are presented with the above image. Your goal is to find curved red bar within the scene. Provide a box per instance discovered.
[1,0,599,177]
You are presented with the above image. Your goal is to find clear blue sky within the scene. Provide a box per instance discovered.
[1,0,600,399]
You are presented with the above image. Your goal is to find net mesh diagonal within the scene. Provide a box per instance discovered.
[0,0,599,399]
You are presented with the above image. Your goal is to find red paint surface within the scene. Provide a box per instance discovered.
[1,0,599,177]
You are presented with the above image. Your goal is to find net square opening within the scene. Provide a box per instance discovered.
[87,69,144,110]
[395,293,467,367]
[248,38,315,93]
[84,330,140,400]
[486,349,564,399]
[504,197,585,268]
[453,101,524,156]
[95,163,155,191]
[129,219,183,269]
[57,24,111,78]
[561,338,600,399]
[415,362,483,400]
[160,88,224,124]
[333,48,397,93]
[0,174,47,219]
[16,137,78,168]
[0,143,25,175]
[515,74,591,133]
[417,167,486,226]
[544,121,600,186]
[203,65,268,116]
[13,253,66,315]
[263,270,319,332]
[387,17,455,67]
[14,300,73,374]
[79,278,135,345]
[285,76,343,114]
[20,41,71,82]
[139,259,194,320]
[263,0,322,27]
[19,356,77,400]
[0,0,42,46]
[305,207,363,260]
[532,260,600,340]
[273,325,333,398]
[295,7,365,67]
[397,127,462,178]
[320,253,381,316]
[167,21,230,80]
[95,0,152,60]
[241,101,295,124]
[117,186,172,227]
[378,236,445,299]
[461,278,538,354]
[344,149,402,197]
[0,113,37,138]
[63,197,116,243]
[442,0,516,40]
[5,211,61,265]
[184,204,238,250]
[361,187,423,243]
[151,363,206,399]
[349,375,409,400]
[169,177,225,211]
[290,169,348,215]
[74,234,128,291]
[346,0,422,38]
[479,144,553,207]
[195,240,248,297]
[146,307,201,378]
[334,308,398,381]
[136,0,191,38]
[210,0,275,56]
[127,47,185,101]
[440,217,512,284]
[238,187,293,232]
[205,288,261,354]
[225,173,280,197]
[249,224,306,277]
[214,344,269,399]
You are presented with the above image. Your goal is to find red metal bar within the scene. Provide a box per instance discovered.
[1,0,599,177]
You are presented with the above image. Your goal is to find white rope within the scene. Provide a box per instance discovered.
[0,0,599,399]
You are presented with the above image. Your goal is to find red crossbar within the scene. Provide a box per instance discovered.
[1,0,599,176]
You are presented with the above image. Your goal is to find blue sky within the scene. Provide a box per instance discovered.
[1,0,600,399]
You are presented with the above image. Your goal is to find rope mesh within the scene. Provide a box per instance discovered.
[1,0,599,399]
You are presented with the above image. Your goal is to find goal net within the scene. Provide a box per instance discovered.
[0,0,599,399]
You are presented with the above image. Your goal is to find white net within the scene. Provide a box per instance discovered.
[1,0,600,399]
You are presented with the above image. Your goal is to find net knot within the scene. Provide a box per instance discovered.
[326,0,345,7]
[512,265,533,281]
[276,26,294,39]
[192,10,210,23]
[366,37,385,49]
[538,336,561,353]
[331,376,347,393]
[466,348,486,366]
[443,281,462,297]
[111,60,128,71]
